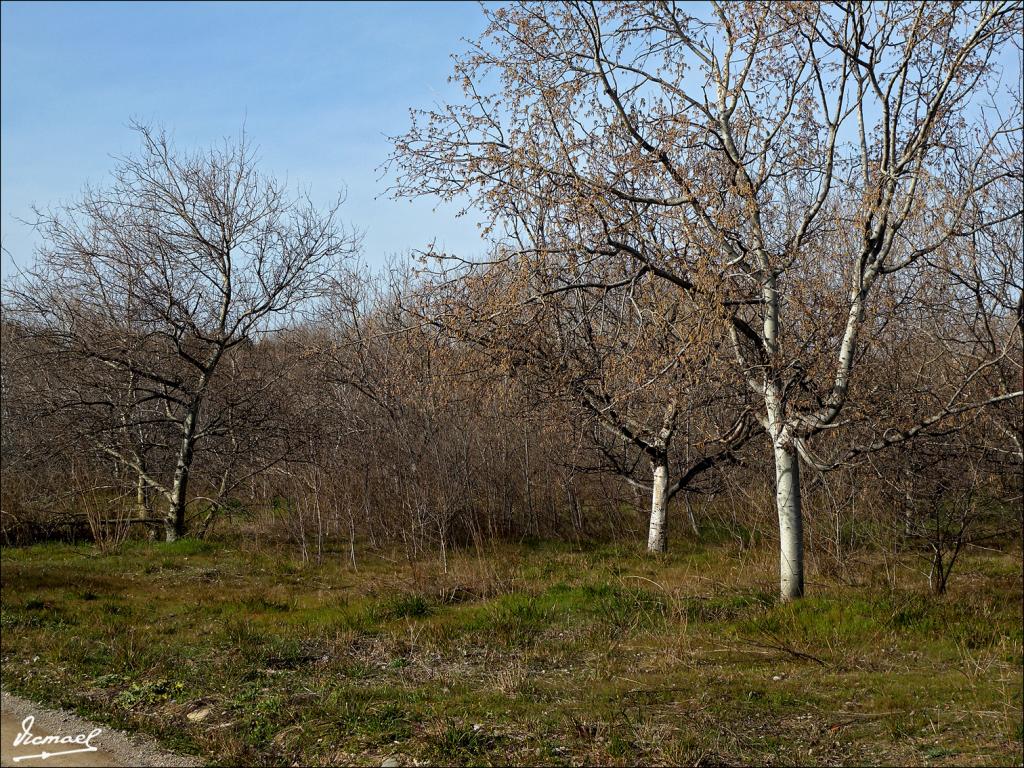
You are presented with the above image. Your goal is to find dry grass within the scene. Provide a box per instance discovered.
[1,535,1021,766]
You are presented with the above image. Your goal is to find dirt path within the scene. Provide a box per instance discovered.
[0,692,201,767]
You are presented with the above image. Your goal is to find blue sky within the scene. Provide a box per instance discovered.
[0,0,490,279]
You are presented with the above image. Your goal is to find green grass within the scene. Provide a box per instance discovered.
[1,536,1021,766]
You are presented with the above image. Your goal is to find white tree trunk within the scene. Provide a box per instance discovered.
[773,441,804,600]
[165,403,200,542]
[647,459,669,553]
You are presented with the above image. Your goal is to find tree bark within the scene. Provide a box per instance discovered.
[136,471,156,541]
[647,457,669,553]
[165,403,200,542]
[165,494,186,542]
[773,441,804,600]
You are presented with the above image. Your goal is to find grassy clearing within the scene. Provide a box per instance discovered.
[0,536,1020,766]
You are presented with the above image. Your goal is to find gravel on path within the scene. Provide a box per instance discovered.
[0,691,202,768]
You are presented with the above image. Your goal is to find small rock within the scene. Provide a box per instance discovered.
[186,707,211,722]
[381,756,402,768]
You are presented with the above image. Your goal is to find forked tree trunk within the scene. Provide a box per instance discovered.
[773,441,804,600]
[647,458,669,553]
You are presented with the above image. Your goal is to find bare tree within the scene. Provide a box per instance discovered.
[4,124,359,541]
[413,250,755,553]
[389,1,1023,598]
